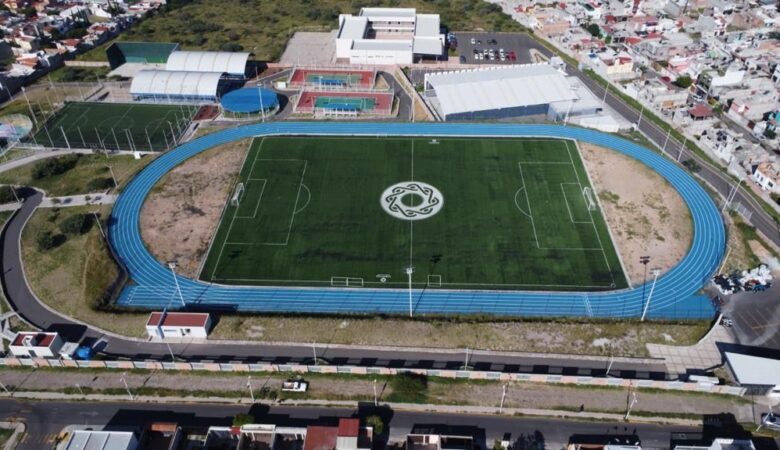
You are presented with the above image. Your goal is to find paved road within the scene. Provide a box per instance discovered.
[0,189,671,377]
[0,399,706,450]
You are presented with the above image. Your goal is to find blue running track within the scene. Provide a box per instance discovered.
[108,123,725,319]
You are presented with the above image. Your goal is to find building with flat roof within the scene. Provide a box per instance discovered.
[423,63,579,121]
[9,331,64,358]
[63,430,139,450]
[724,352,780,396]
[335,7,444,64]
[145,311,212,338]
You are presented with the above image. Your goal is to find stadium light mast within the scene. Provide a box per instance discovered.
[405,266,414,317]
[639,255,650,314]
[640,268,661,322]
[167,260,186,307]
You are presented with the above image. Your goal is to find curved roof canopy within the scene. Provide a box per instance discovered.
[165,51,249,76]
[221,87,278,113]
[130,70,222,98]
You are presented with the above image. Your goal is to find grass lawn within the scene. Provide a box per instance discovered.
[0,153,155,196]
[201,137,626,291]
[0,428,13,447]
[21,205,148,337]
[32,102,198,152]
[123,0,523,60]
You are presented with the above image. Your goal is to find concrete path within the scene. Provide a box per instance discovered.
[0,203,20,212]
[647,323,736,376]
[39,193,116,208]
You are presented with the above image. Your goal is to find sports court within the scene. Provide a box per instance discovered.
[200,136,627,291]
[294,91,393,116]
[288,68,375,88]
[31,102,199,151]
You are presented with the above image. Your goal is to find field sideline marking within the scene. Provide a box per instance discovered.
[209,276,614,289]
[560,182,593,224]
[563,140,615,285]
[513,188,531,218]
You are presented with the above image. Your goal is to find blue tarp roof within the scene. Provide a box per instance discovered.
[221,87,278,113]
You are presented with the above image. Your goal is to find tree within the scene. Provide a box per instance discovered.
[59,213,92,236]
[763,128,776,139]
[0,186,17,204]
[233,413,254,427]
[32,154,80,179]
[365,415,384,435]
[673,75,693,89]
[87,177,114,192]
[682,158,701,173]
[585,23,601,37]
[36,231,58,250]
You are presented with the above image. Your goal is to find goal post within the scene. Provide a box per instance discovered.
[582,187,596,211]
[231,182,245,206]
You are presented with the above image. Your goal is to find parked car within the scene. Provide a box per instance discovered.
[488,38,498,45]
[470,37,476,45]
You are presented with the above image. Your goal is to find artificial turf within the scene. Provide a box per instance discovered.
[31,102,198,152]
[200,136,628,291]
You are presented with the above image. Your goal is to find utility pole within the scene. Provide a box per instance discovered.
[120,372,134,401]
[464,347,470,370]
[164,339,176,362]
[167,261,185,307]
[0,378,10,395]
[406,266,414,317]
[640,268,661,321]
[499,383,508,413]
[722,177,744,214]
[107,165,118,189]
[624,389,637,421]
[606,349,614,377]
[639,256,650,313]
[661,129,671,155]
[373,379,378,406]
[92,211,105,240]
[247,376,255,402]
[311,342,318,366]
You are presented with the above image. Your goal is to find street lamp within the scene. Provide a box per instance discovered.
[167,261,186,307]
[405,266,414,317]
[639,255,650,313]
[640,268,662,322]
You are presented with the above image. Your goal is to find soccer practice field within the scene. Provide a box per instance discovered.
[200,136,628,291]
[32,102,198,151]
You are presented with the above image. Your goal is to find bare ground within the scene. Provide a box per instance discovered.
[579,143,693,285]
[140,139,251,278]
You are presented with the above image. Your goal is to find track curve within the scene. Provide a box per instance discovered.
[108,123,725,319]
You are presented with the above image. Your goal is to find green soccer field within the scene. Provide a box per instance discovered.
[200,136,628,291]
[32,102,198,151]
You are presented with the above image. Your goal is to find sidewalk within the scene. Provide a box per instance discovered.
[39,193,116,208]
[647,323,736,375]
[0,390,704,427]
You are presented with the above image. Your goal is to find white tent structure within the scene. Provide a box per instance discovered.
[130,70,223,101]
[424,64,578,121]
[165,51,249,77]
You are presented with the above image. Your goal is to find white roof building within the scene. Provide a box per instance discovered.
[165,51,249,76]
[63,430,138,450]
[725,352,780,396]
[130,70,223,100]
[424,64,578,120]
[335,8,444,65]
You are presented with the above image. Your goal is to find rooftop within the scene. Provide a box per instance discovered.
[64,430,137,450]
[147,312,210,328]
[303,426,338,450]
[11,332,57,348]
[725,352,780,386]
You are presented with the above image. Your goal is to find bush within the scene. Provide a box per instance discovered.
[233,413,254,427]
[0,185,17,204]
[387,373,427,403]
[59,213,93,236]
[682,159,701,173]
[36,231,65,250]
[365,415,384,435]
[673,75,693,89]
[32,154,80,179]
[86,177,114,192]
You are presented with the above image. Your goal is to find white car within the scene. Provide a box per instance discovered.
[470,37,476,45]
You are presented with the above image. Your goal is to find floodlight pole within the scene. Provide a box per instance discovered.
[464,347,470,370]
[107,165,117,189]
[639,255,650,313]
[59,126,71,150]
[168,121,177,146]
[373,379,378,406]
[640,268,661,322]
[111,127,120,150]
[92,211,105,240]
[722,176,744,214]
[311,342,318,366]
[21,87,37,125]
[661,129,671,155]
[677,137,687,162]
[77,126,86,148]
[405,266,414,317]
[499,383,508,413]
[145,127,153,152]
[247,376,255,402]
[259,86,265,122]
[624,390,637,421]
[167,261,185,307]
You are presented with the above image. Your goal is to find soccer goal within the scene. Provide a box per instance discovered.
[231,182,245,206]
[582,187,597,211]
[330,277,364,287]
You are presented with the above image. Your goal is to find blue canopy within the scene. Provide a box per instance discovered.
[221,87,278,113]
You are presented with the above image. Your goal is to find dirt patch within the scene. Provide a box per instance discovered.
[140,139,251,278]
[579,143,693,285]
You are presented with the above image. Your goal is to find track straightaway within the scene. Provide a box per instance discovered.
[109,123,725,319]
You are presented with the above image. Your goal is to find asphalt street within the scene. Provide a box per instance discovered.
[0,399,707,450]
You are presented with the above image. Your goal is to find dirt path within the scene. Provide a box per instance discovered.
[140,139,251,278]
[579,144,693,285]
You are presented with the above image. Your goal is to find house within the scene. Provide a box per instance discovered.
[752,161,780,193]
[8,331,64,358]
[688,103,714,121]
[304,419,372,450]
[406,427,474,450]
[145,311,212,339]
[62,430,139,450]
[143,423,183,450]
[639,76,689,110]
[674,438,757,450]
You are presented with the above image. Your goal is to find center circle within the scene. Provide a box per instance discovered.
[401,193,423,207]
[380,181,443,221]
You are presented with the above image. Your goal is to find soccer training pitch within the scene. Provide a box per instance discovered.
[200,136,628,291]
[31,102,199,152]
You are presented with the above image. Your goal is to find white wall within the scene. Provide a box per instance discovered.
[348,49,412,65]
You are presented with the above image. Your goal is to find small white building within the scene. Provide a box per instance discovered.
[335,8,444,65]
[145,311,212,339]
[8,332,64,358]
[725,352,780,397]
[752,161,780,193]
[63,430,139,450]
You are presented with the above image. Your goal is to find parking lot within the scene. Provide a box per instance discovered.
[453,32,537,65]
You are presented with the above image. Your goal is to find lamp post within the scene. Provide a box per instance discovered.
[247,376,255,403]
[120,372,134,401]
[405,266,414,317]
[167,261,185,307]
[639,255,650,313]
[640,268,661,322]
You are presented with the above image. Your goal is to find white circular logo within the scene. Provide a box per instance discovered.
[381,181,443,221]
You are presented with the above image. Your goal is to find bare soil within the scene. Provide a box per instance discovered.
[579,143,693,285]
[140,139,251,278]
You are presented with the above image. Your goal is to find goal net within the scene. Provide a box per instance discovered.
[231,182,245,206]
[582,187,597,211]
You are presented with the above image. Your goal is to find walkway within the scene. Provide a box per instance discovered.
[647,323,736,375]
